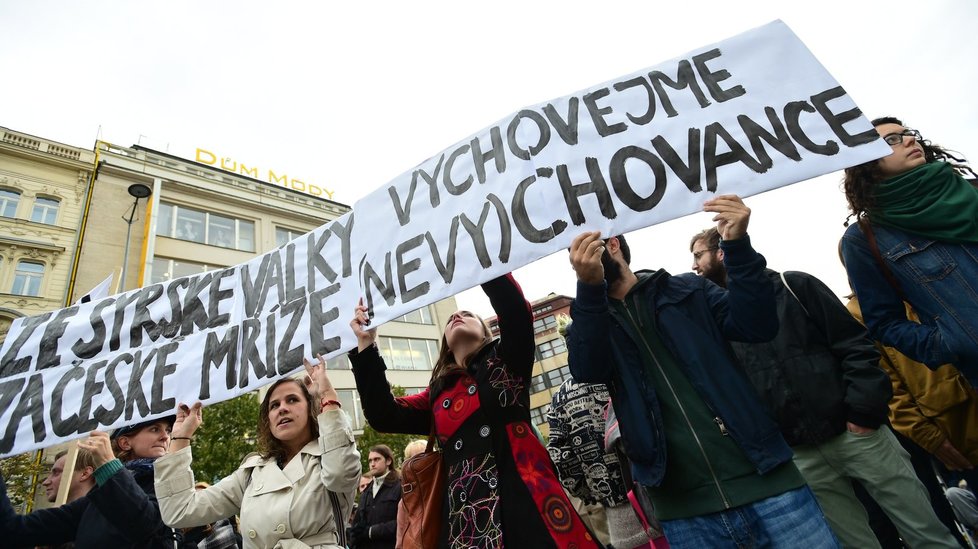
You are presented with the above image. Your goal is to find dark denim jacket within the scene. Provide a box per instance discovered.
[567,237,792,487]
[841,222,978,381]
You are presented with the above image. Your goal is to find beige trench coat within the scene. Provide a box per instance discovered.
[154,409,361,549]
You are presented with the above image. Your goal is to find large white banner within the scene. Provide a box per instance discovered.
[0,20,891,457]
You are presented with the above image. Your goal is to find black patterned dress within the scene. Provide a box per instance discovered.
[351,274,600,548]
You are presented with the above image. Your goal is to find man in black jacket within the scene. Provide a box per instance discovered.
[691,227,959,549]
[348,445,400,549]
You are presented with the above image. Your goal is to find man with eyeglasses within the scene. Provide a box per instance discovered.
[689,228,724,285]
[691,226,961,549]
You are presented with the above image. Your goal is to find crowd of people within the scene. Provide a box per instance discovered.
[1,117,975,548]
[557,117,977,548]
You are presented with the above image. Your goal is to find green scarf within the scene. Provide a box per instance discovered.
[869,161,978,244]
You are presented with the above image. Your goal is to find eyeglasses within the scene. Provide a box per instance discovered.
[692,248,717,260]
[881,129,922,146]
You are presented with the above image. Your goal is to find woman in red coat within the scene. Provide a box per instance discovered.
[350,274,601,548]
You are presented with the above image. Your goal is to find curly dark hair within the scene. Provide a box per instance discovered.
[843,116,974,224]
[258,378,320,464]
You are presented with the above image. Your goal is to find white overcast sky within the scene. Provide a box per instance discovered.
[2,1,976,317]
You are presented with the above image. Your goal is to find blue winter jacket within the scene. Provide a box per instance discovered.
[567,236,791,487]
[841,222,978,382]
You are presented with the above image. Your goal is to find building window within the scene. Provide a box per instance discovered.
[533,314,557,334]
[327,351,426,372]
[547,365,572,387]
[530,374,548,394]
[0,189,20,218]
[207,213,251,249]
[275,227,304,247]
[530,364,572,394]
[150,257,214,284]
[12,260,44,296]
[30,197,60,224]
[537,338,567,359]
[529,404,551,427]
[326,354,351,370]
[377,336,439,370]
[336,389,365,430]
[157,202,255,252]
[533,305,553,315]
[394,306,434,325]
[175,206,205,242]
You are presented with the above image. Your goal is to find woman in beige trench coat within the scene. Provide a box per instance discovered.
[154,356,361,549]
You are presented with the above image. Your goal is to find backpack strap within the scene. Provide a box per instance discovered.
[328,490,347,547]
[778,271,835,344]
[779,271,810,318]
[425,414,438,452]
[857,219,906,301]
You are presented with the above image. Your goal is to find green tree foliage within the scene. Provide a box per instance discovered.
[192,392,260,484]
[0,451,46,512]
[355,385,423,472]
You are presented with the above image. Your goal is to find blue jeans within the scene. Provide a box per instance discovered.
[660,486,839,548]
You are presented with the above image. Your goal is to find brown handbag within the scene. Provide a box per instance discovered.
[399,428,445,549]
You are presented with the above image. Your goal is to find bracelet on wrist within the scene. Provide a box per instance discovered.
[171,436,193,441]
[320,398,342,410]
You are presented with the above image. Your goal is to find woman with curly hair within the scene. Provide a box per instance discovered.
[840,116,978,383]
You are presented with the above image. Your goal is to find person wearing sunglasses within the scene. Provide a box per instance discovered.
[841,117,978,385]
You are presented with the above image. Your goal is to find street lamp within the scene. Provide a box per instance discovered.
[119,183,153,291]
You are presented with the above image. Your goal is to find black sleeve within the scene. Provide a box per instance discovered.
[567,280,615,385]
[788,271,891,427]
[87,468,171,545]
[370,518,399,541]
[483,274,534,379]
[710,236,779,342]
[350,345,431,436]
[0,472,85,546]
